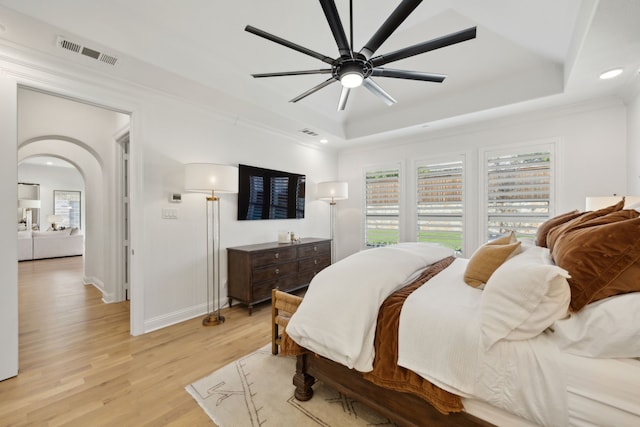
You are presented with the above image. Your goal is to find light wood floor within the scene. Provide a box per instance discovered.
[0,257,272,426]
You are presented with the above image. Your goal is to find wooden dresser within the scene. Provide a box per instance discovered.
[227,238,331,314]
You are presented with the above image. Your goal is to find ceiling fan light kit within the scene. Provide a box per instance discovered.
[337,59,369,88]
[246,0,476,111]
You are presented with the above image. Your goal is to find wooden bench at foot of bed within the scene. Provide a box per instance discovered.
[271,289,494,427]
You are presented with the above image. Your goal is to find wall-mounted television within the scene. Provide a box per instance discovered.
[237,164,306,220]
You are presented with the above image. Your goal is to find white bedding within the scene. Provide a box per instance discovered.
[287,243,640,427]
[398,258,569,426]
[285,242,454,371]
[462,353,640,427]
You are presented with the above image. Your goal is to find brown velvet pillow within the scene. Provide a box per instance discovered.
[552,216,640,311]
[546,199,625,250]
[558,209,639,232]
[535,210,582,247]
[464,232,521,288]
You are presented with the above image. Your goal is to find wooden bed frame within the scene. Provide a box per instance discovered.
[272,290,494,427]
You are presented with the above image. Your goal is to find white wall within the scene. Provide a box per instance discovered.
[138,99,336,329]
[0,77,18,380]
[17,161,84,230]
[627,90,640,195]
[337,98,629,259]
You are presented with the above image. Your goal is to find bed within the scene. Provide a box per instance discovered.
[277,199,640,427]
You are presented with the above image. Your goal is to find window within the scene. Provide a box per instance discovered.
[486,148,552,240]
[416,159,464,252]
[54,190,81,228]
[365,166,400,247]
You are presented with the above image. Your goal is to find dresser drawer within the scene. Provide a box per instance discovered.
[252,260,298,282]
[298,270,322,285]
[251,246,297,267]
[253,274,302,301]
[298,254,331,273]
[297,242,331,258]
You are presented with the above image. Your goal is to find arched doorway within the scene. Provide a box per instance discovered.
[17,88,131,307]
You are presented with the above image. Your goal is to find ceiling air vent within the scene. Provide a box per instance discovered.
[299,128,319,137]
[56,36,119,66]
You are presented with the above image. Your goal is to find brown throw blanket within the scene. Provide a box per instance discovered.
[281,255,462,414]
[363,256,462,414]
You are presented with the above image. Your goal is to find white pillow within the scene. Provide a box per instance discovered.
[480,247,570,350]
[549,292,640,358]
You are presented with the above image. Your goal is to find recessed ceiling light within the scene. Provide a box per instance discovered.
[599,68,623,80]
[319,139,328,144]
[46,161,53,165]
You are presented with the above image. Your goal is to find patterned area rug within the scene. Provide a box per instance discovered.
[186,344,395,426]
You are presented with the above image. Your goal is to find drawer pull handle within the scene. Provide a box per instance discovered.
[314,259,318,265]
[275,268,280,274]
[275,253,280,259]
[314,246,318,251]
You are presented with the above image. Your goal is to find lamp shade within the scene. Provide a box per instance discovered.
[47,214,64,224]
[585,196,624,211]
[184,163,238,194]
[317,181,348,201]
[18,199,41,209]
[624,196,640,208]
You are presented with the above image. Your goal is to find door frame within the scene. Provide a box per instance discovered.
[1,59,144,337]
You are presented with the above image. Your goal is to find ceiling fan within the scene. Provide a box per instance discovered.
[245,0,477,111]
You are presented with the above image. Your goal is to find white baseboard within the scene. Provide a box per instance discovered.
[143,299,231,333]
[144,303,207,333]
[83,276,117,303]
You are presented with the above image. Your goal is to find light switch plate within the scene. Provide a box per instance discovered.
[162,208,178,219]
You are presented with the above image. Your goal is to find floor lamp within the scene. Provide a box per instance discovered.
[317,181,348,264]
[185,163,238,326]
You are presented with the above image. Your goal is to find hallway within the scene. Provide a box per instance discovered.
[0,257,271,426]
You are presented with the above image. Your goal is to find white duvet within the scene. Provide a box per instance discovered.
[285,242,454,371]
[397,258,568,427]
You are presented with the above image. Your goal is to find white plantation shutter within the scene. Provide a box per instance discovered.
[365,167,400,247]
[416,159,464,252]
[486,150,552,239]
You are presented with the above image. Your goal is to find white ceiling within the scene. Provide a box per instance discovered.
[0,0,639,147]
[20,155,74,169]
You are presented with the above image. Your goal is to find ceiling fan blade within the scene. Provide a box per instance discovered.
[319,0,351,57]
[371,68,446,82]
[337,86,351,111]
[371,26,477,68]
[290,77,338,103]
[363,78,396,106]
[360,0,423,59]
[245,25,336,65]
[252,69,333,78]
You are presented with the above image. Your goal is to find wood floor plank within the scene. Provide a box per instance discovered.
[0,256,272,426]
